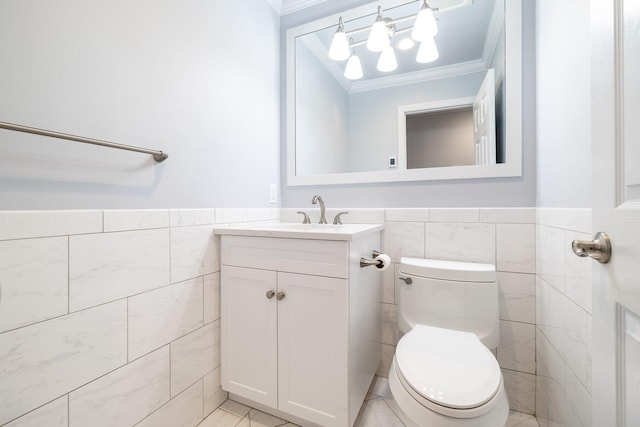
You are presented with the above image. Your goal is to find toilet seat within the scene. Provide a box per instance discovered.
[395,325,502,412]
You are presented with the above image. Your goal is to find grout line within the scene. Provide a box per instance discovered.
[169,342,173,398]
[126,298,130,363]
[67,236,71,316]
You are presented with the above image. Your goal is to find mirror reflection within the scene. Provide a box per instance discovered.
[293,0,505,178]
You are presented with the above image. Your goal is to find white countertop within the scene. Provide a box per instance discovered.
[213,222,384,241]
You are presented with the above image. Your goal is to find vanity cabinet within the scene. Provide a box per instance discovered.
[217,229,382,427]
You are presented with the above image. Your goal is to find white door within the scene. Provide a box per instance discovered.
[473,68,496,165]
[591,0,640,425]
[277,272,349,427]
[221,266,278,407]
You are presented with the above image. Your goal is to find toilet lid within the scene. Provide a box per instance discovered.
[395,325,501,409]
[399,257,496,282]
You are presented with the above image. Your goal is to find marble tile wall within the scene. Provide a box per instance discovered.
[1,206,592,425]
[0,208,278,427]
[282,207,538,415]
[536,209,592,427]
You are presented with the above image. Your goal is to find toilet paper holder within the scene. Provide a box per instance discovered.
[360,250,387,268]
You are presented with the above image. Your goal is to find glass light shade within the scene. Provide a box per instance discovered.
[377,46,398,72]
[416,37,439,63]
[411,7,438,41]
[329,30,350,61]
[344,54,363,80]
[397,37,416,51]
[367,19,390,52]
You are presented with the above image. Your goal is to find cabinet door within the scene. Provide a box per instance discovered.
[221,266,277,407]
[277,272,349,427]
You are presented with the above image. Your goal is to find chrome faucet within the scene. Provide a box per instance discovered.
[311,195,327,224]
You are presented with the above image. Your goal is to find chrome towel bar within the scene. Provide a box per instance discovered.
[0,121,168,163]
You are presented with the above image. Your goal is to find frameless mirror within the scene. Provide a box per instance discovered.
[286,0,522,186]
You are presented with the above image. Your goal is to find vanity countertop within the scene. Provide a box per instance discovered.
[213,222,383,241]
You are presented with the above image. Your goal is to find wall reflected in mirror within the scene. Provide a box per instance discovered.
[293,0,505,178]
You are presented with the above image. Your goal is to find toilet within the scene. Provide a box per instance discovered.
[388,258,509,427]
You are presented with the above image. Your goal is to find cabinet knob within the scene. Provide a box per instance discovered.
[266,290,275,299]
[276,291,286,301]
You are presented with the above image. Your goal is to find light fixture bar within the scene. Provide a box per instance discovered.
[344,13,420,38]
[331,0,440,75]
[348,27,412,49]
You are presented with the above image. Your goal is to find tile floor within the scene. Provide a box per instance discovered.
[198,377,539,427]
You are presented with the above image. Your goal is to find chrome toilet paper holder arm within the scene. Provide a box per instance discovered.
[360,250,384,268]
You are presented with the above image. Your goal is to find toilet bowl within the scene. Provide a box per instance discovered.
[388,258,509,427]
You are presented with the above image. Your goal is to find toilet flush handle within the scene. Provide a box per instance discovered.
[399,276,412,285]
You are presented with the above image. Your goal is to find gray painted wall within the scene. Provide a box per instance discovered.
[535,0,591,208]
[406,108,475,169]
[295,40,350,175]
[281,0,537,208]
[0,0,281,209]
[347,72,483,172]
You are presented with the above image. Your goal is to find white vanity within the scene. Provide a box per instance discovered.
[214,223,384,427]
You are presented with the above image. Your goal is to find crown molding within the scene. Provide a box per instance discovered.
[266,0,282,14]
[349,59,487,93]
[280,0,327,16]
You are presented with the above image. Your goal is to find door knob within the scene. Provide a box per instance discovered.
[572,232,612,264]
[276,291,286,301]
[266,290,276,299]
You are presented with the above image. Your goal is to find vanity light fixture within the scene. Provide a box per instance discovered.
[366,6,391,52]
[411,0,438,41]
[328,17,350,61]
[344,38,364,80]
[377,45,398,72]
[416,35,439,63]
[397,37,416,51]
[329,0,439,77]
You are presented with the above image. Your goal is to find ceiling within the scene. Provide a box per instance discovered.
[296,0,502,88]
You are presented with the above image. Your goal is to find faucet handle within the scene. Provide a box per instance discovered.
[333,211,349,225]
[297,211,311,224]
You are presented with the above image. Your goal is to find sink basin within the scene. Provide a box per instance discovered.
[213,222,383,241]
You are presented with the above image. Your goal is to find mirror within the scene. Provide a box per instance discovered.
[286,0,522,186]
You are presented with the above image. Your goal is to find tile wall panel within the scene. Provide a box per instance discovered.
[170,209,216,227]
[497,224,536,273]
[204,273,221,325]
[135,380,203,427]
[502,369,536,414]
[536,208,592,426]
[498,320,536,374]
[0,301,127,425]
[69,346,170,427]
[425,222,496,264]
[170,320,219,397]
[0,210,102,241]
[128,278,204,360]
[170,225,218,284]
[0,237,68,333]
[103,210,170,232]
[0,208,246,427]
[429,208,480,223]
[0,207,595,425]
[4,396,68,427]
[382,222,425,262]
[497,272,536,324]
[203,367,227,417]
[69,229,170,311]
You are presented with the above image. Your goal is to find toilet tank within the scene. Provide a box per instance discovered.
[397,258,499,349]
